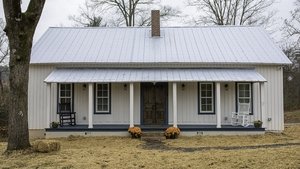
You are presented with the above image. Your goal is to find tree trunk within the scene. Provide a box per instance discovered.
[6,35,32,150]
[3,0,45,151]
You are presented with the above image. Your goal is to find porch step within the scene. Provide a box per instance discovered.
[141,132,165,141]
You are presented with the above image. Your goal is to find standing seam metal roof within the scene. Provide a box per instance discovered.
[44,68,267,83]
[31,26,291,65]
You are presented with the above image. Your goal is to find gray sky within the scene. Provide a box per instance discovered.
[0,0,296,44]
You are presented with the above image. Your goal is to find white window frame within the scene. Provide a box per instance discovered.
[237,83,252,114]
[58,83,73,112]
[95,83,110,114]
[199,82,214,114]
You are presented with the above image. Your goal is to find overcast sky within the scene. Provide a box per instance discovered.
[0,0,296,44]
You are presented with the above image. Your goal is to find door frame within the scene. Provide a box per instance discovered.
[140,82,168,125]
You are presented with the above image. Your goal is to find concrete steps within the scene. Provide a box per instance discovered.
[141,132,165,141]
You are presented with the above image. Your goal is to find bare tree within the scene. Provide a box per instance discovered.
[89,0,180,27]
[69,0,107,27]
[189,0,275,26]
[2,0,45,151]
[284,0,300,46]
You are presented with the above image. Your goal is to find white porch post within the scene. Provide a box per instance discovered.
[46,83,51,128]
[129,83,134,127]
[88,83,93,128]
[173,82,178,127]
[216,82,221,128]
[260,82,266,128]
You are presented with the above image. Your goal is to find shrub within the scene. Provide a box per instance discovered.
[32,140,61,153]
[254,120,263,128]
[51,121,59,128]
[128,127,142,138]
[164,127,180,139]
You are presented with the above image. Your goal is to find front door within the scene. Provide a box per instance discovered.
[141,82,168,125]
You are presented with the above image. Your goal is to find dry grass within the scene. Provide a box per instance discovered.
[0,125,299,169]
[285,110,300,123]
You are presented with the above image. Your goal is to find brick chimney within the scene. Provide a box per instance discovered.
[151,10,160,37]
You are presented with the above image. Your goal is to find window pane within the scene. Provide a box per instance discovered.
[97,98,102,106]
[201,84,206,90]
[201,99,206,104]
[201,105,206,111]
[245,84,250,90]
[207,98,212,104]
[239,84,245,90]
[97,91,102,97]
[103,98,108,105]
[103,84,108,89]
[207,84,212,90]
[244,99,250,103]
[60,91,65,97]
[207,105,212,111]
[201,91,206,97]
[98,84,102,91]
[207,91,212,97]
[61,84,65,90]
[103,105,108,111]
[245,91,250,97]
[97,105,102,111]
[66,91,71,97]
[239,90,244,97]
[103,91,108,97]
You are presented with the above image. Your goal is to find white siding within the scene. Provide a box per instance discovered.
[28,64,284,131]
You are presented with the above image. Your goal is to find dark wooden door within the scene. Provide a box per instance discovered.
[142,83,168,125]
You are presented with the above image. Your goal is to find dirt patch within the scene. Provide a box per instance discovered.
[142,137,300,152]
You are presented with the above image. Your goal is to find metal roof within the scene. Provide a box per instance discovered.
[31,26,291,65]
[44,68,266,83]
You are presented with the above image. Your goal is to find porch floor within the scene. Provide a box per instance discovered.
[46,124,265,132]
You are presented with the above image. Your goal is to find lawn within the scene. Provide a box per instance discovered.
[0,125,299,169]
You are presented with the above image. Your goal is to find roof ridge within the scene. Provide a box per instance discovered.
[48,25,262,29]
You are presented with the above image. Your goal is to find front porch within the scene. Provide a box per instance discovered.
[45,124,265,138]
[44,68,267,132]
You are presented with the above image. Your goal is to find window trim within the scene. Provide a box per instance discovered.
[94,83,111,114]
[198,82,215,115]
[57,83,74,113]
[235,82,253,115]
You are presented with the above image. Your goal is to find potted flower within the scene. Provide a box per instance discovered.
[51,121,59,128]
[128,127,142,138]
[253,120,263,128]
[164,127,180,139]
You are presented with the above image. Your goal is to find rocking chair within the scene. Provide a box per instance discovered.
[231,103,251,127]
[58,103,76,126]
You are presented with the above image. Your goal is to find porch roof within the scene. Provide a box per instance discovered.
[44,68,266,83]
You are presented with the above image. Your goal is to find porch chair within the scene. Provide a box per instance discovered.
[231,103,251,127]
[58,103,76,126]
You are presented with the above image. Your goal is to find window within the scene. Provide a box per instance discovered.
[237,83,252,114]
[58,83,73,112]
[199,83,214,114]
[95,83,111,114]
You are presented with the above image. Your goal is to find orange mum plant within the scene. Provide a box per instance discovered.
[128,127,142,138]
[164,127,180,139]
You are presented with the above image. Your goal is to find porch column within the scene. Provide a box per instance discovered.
[46,83,51,128]
[216,82,221,128]
[173,82,178,127]
[129,83,134,127]
[260,82,266,128]
[88,83,93,128]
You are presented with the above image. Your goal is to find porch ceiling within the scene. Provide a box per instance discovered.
[44,68,267,83]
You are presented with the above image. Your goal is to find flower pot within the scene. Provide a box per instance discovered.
[254,121,263,128]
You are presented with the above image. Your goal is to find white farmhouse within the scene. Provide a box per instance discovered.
[28,11,291,138]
